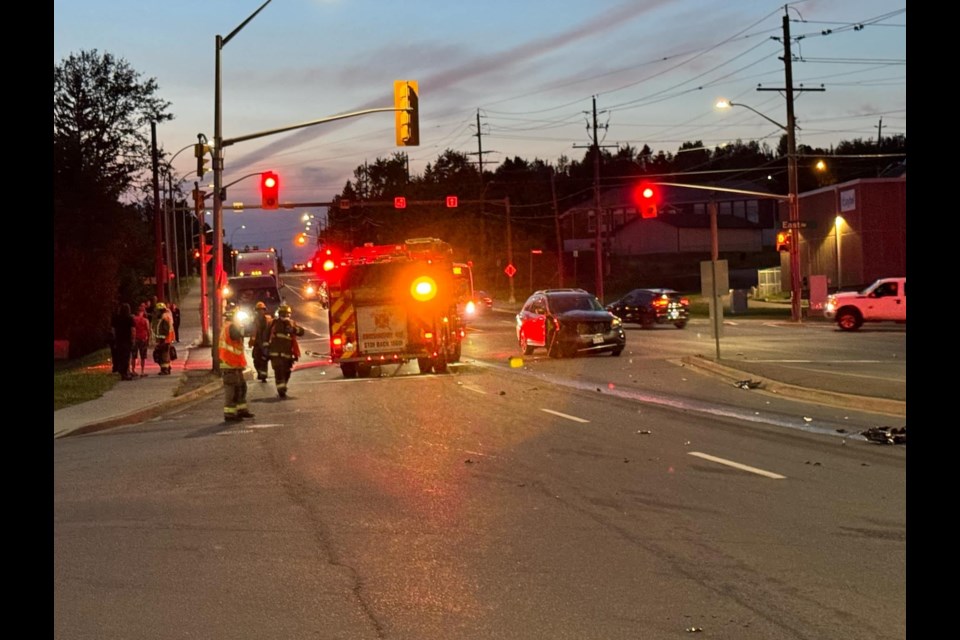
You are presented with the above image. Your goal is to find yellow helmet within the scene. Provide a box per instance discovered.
[155,302,167,311]
[277,304,292,317]
[255,301,267,310]
[224,301,237,317]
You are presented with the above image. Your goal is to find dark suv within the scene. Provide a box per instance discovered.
[605,288,689,329]
[516,289,625,358]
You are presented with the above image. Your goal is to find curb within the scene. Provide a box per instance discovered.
[680,355,906,418]
[57,378,225,438]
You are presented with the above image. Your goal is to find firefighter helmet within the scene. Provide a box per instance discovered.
[277,304,292,317]
[224,301,237,318]
[255,301,267,310]
[155,302,167,311]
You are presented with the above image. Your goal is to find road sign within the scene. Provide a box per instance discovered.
[504,264,517,277]
[781,220,816,229]
[339,199,351,209]
[446,195,459,208]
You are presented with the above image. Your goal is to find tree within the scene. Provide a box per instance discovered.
[53,50,173,357]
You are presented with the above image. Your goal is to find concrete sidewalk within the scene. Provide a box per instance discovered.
[54,283,221,439]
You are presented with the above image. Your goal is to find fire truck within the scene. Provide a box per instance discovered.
[321,238,466,378]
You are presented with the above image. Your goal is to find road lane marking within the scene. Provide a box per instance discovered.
[461,384,487,394]
[541,408,590,423]
[688,451,786,479]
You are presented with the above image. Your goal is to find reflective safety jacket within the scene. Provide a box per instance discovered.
[219,320,247,369]
[268,318,303,360]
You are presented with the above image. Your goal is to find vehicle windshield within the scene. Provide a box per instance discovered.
[549,295,603,313]
[237,288,279,304]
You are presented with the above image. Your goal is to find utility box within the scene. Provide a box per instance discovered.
[729,289,748,314]
[807,275,829,316]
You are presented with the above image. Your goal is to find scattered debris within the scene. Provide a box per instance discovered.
[465,458,477,464]
[805,461,822,466]
[861,426,906,445]
[686,627,703,633]
[499,390,506,396]
[735,379,762,389]
[596,387,602,392]
[637,430,652,435]
[836,428,848,434]
[803,417,813,422]
[623,458,630,463]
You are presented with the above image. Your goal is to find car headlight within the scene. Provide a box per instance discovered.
[611,316,622,329]
[235,310,251,325]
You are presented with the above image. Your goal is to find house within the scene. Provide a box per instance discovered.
[560,180,780,256]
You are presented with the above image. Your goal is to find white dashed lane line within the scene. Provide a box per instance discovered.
[540,408,590,423]
[688,451,786,479]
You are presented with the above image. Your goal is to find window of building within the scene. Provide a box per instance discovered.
[719,201,732,216]
[746,200,759,223]
[693,203,705,216]
[733,201,745,218]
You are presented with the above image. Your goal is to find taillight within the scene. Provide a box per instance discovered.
[653,297,667,308]
[680,297,689,306]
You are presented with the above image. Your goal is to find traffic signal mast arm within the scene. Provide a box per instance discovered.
[222,106,408,148]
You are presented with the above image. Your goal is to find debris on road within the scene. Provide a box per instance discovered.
[861,426,906,445]
[735,379,762,389]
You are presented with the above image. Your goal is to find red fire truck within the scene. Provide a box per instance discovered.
[321,238,465,378]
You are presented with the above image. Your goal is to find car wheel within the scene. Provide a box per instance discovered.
[611,347,623,357]
[674,321,687,329]
[433,356,448,374]
[519,332,535,355]
[837,309,863,331]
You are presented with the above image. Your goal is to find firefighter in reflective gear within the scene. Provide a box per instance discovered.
[248,301,273,382]
[220,302,254,421]
[267,303,304,398]
[153,302,176,376]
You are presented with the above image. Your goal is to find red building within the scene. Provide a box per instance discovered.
[789,174,906,291]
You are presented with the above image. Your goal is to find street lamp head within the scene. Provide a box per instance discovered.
[715,99,733,110]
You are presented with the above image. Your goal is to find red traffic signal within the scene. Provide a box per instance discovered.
[260,171,279,210]
[632,182,659,218]
[776,231,792,252]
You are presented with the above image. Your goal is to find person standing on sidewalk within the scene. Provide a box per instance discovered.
[153,302,175,376]
[267,303,304,399]
[220,302,254,422]
[172,303,182,343]
[131,306,150,377]
[111,302,135,381]
[248,301,273,383]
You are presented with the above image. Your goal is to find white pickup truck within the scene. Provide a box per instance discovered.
[824,277,906,331]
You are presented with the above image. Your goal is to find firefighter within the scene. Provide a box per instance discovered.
[220,302,254,422]
[153,302,176,376]
[248,301,273,382]
[267,303,304,399]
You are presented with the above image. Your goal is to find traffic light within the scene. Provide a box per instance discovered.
[776,231,792,252]
[195,143,210,177]
[632,181,659,218]
[394,80,420,146]
[260,171,279,210]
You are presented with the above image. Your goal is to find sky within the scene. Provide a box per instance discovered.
[53,0,906,266]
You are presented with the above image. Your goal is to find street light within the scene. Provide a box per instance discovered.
[229,224,246,273]
[716,98,802,322]
[212,0,275,373]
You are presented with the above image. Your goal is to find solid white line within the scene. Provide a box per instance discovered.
[461,384,487,394]
[688,451,786,479]
[540,408,590,423]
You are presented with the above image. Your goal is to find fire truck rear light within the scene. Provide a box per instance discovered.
[424,332,434,340]
[332,337,343,346]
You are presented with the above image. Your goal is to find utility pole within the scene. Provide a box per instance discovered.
[758,11,823,322]
[151,122,164,301]
[505,196,515,304]
[573,96,616,303]
[551,171,564,288]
